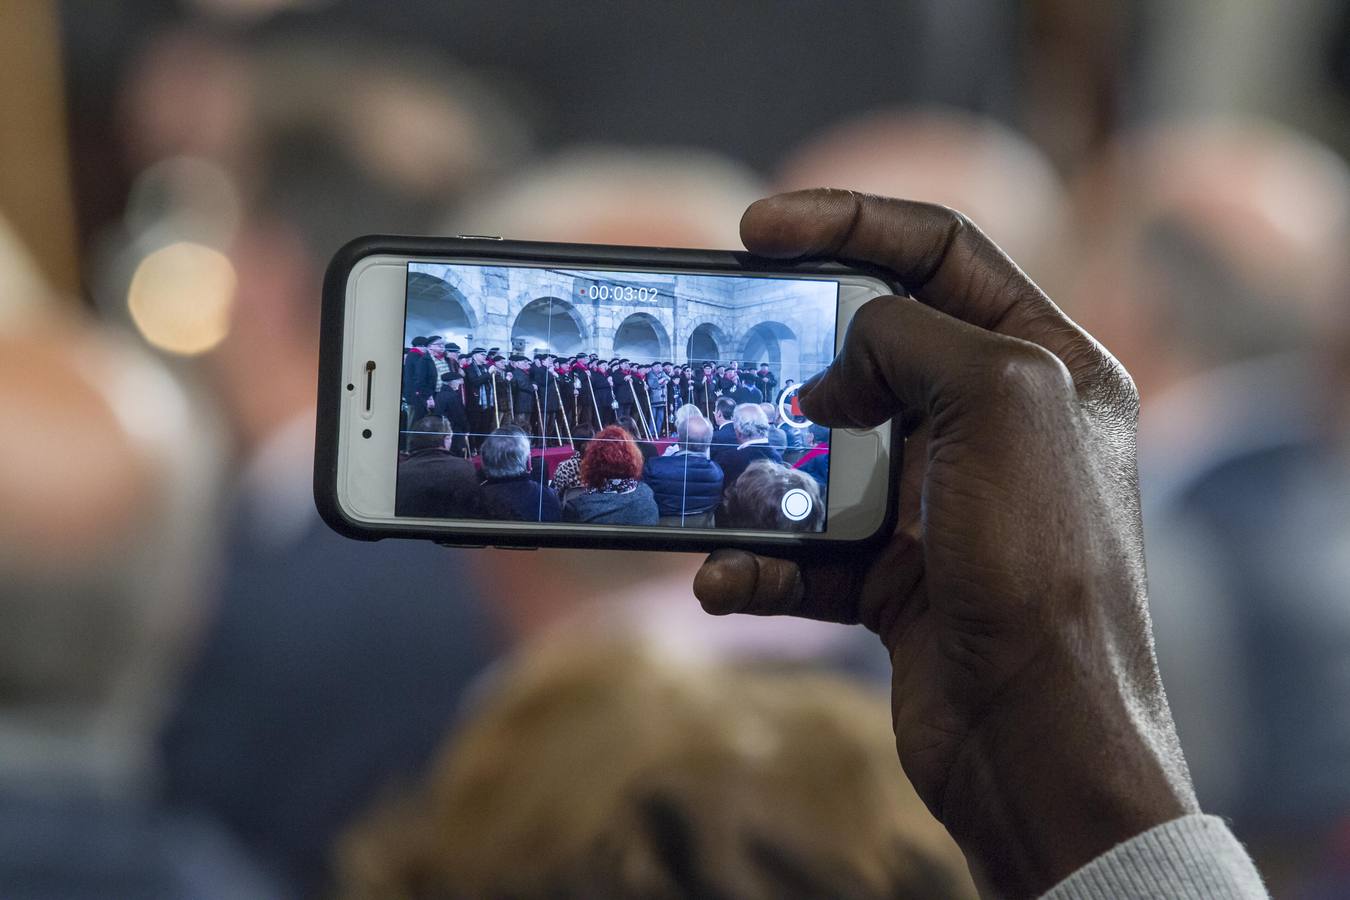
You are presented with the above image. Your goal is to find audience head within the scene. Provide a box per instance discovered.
[809,423,829,447]
[570,423,596,455]
[724,461,825,532]
[1,300,212,784]
[481,426,531,478]
[408,415,453,453]
[759,402,780,426]
[672,403,701,431]
[446,146,766,249]
[732,403,771,443]
[776,106,1067,279]
[336,639,974,900]
[616,415,642,442]
[580,426,643,488]
[714,396,736,426]
[678,414,714,456]
[1066,116,1350,398]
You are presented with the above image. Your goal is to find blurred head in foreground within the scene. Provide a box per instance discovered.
[447,144,766,249]
[336,641,974,900]
[1065,116,1350,402]
[775,106,1068,280]
[0,221,251,898]
[0,219,214,771]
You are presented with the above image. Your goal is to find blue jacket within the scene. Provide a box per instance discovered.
[160,508,500,896]
[481,474,562,522]
[709,422,738,466]
[719,442,784,487]
[643,452,725,516]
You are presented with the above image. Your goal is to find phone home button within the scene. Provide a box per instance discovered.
[781,488,813,522]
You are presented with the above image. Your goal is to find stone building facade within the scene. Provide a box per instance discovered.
[405,262,836,384]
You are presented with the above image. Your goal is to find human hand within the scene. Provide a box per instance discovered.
[693,190,1197,898]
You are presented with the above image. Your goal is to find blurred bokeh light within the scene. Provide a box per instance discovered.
[127,240,236,355]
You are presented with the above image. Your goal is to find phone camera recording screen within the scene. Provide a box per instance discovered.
[396,262,836,533]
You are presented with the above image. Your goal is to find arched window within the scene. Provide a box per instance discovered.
[740,321,801,384]
[613,312,670,361]
[405,272,476,348]
[511,297,587,357]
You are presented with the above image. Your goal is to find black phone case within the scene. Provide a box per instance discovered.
[314,234,904,559]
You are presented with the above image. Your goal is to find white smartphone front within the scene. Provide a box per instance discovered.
[321,241,897,553]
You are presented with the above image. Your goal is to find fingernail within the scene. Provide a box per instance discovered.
[694,550,757,616]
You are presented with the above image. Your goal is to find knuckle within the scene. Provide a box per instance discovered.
[984,342,1076,402]
[1070,340,1141,420]
[1100,357,1142,419]
[912,199,976,235]
[942,205,978,236]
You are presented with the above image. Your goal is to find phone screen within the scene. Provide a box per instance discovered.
[395,261,835,533]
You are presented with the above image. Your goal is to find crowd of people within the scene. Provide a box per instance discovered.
[399,336,826,530]
[396,392,826,531]
[402,335,790,451]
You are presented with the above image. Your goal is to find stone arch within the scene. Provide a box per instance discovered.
[613,312,671,362]
[511,296,587,357]
[740,320,802,384]
[685,321,731,366]
[404,272,477,347]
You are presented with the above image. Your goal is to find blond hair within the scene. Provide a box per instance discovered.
[336,639,974,899]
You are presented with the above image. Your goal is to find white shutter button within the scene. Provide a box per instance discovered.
[781,488,813,521]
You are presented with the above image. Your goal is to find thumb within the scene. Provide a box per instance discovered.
[693,549,867,625]
[797,295,1038,430]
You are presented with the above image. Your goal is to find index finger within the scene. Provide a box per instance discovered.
[741,189,1099,374]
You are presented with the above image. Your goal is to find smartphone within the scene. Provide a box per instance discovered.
[314,235,901,555]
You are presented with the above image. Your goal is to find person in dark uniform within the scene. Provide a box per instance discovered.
[589,359,618,428]
[696,362,719,419]
[753,362,777,401]
[432,371,471,457]
[569,357,591,429]
[532,351,565,446]
[554,357,577,441]
[402,336,439,419]
[614,360,637,424]
[506,354,537,439]
[462,347,493,453]
[662,362,681,413]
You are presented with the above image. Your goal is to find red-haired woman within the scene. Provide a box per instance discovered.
[561,425,660,525]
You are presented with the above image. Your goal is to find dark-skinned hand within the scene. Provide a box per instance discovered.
[694,189,1198,899]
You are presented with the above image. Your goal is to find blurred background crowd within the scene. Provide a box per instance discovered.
[3,1,1350,897]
